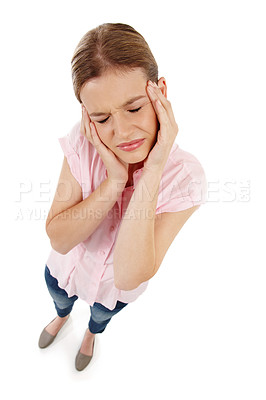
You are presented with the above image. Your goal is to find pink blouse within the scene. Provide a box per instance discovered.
[46,121,207,310]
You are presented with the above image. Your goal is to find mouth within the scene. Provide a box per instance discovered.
[117,138,145,147]
[117,138,145,152]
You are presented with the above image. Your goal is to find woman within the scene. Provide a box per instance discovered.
[38,23,207,371]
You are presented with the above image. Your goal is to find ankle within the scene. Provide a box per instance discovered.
[86,328,95,337]
[57,315,69,321]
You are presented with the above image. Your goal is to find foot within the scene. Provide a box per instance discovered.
[45,315,70,336]
[79,328,95,356]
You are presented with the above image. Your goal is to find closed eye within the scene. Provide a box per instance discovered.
[129,107,142,113]
[97,107,142,124]
[97,117,109,124]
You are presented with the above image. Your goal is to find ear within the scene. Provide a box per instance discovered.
[157,77,167,99]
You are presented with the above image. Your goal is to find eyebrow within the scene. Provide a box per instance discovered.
[89,95,147,117]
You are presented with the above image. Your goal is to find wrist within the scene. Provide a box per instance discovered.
[142,165,164,178]
[140,167,164,191]
[106,178,127,191]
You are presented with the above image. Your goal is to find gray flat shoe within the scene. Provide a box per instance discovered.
[38,315,70,349]
[75,336,95,371]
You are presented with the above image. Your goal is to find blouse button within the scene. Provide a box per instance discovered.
[110,225,115,232]
[98,250,105,256]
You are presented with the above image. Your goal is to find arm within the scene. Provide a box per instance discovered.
[47,105,130,255]
[114,185,201,291]
[46,157,126,255]
[113,167,163,290]
[113,79,179,290]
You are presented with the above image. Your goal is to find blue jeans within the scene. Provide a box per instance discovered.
[44,265,128,334]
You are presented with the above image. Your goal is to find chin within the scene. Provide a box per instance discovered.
[120,148,150,164]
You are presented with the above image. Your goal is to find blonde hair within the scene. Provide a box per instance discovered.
[71,23,158,103]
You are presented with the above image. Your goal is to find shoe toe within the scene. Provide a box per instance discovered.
[75,351,93,371]
[38,329,56,349]
[75,338,95,371]
[38,315,70,349]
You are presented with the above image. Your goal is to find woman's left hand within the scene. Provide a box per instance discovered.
[143,80,179,172]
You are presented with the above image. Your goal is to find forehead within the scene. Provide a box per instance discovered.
[80,68,148,111]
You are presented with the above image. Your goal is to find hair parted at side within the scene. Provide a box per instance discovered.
[71,23,158,103]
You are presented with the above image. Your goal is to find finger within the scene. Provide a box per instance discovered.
[89,121,116,163]
[147,82,176,125]
[147,85,169,127]
[155,97,179,136]
[82,106,93,143]
[148,81,168,106]
[82,105,102,147]
[89,121,103,148]
[146,83,169,115]
[80,106,86,136]
[146,85,160,116]
[154,98,170,128]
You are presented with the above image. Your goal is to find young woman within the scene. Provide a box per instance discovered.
[38,22,207,371]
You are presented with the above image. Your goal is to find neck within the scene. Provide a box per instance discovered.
[126,161,144,187]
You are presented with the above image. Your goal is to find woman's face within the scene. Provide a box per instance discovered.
[80,68,167,171]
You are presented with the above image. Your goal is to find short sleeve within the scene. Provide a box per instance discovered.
[156,155,208,214]
[58,122,82,186]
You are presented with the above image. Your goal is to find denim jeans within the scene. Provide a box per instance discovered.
[44,265,128,334]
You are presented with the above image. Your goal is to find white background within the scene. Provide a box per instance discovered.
[1,0,265,398]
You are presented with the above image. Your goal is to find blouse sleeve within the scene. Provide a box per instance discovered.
[156,157,208,214]
[58,122,82,187]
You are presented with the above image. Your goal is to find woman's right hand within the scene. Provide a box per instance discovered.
[80,104,129,185]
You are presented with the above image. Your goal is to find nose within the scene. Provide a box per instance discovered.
[112,111,132,139]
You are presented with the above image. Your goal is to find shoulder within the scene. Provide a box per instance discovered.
[166,142,207,188]
[65,120,85,153]
[168,142,205,174]
[156,142,207,213]
[60,120,97,161]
